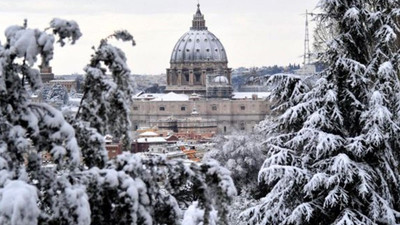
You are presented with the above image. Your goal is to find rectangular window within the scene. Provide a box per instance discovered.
[181,106,186,111]
[195,73,201,82]
[212,105,217,111]
[133,106,139,111]
[240,106,245,110]
[160,106,165,111]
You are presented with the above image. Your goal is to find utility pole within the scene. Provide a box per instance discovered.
[303,10,311,66]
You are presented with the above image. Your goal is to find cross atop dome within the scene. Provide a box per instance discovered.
[191,3,207,30]
[196,3,201,15]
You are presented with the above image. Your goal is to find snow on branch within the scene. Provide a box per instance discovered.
[28,103,81,168]
[283,202,314,225]
[108,30,136,46]
[49,18,82,47]
[0,181,40,225]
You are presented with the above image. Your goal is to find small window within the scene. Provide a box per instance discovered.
[240,123,245,130]
[133,106,139,111]
[181,106,186,111]
[224,126,227,133]
[240,106,245,110]
[206,49,210,52]
[186,49,190,52]
[196,49,200,52]
[160,106,165,111]
[212,105,217,111]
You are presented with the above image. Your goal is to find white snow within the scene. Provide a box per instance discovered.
[139,131,158,137]
[151,92,189,101]
[344,7,360,20]
[50,18,82,46]
[137,137,167,143]
[182,201,219,225]
[231,92,270,100]
[0,181,40,225]
[65,185,91,225]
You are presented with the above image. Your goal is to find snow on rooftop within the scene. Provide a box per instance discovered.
[232,92,270,99]
[150,92,189,101]
[134,91,270,101]
[137,137,167,143]
[132,93,164,100]
[139,131,159,137]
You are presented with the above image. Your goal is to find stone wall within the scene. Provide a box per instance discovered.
[131,98,270,133]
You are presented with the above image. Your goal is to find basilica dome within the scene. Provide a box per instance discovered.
[165,4,232,97]
[170,4,227,64]
[170,31,227,63]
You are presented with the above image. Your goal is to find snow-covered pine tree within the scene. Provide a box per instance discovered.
[0,18,87,224]
[76,30,135,150]
[243,0,400,224]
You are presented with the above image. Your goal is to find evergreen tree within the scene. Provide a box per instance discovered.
[243,0,400,224]
[76,30,135,150]
[0,18,85,224]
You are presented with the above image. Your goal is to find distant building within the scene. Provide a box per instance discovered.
[131,4,271,134]
[165,4,232,97]
[40,66,54,83]
[104,135,122,159]
[132,137,168,153]
[49,79,76,92]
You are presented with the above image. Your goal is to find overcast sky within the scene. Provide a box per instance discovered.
[0,0,319,75]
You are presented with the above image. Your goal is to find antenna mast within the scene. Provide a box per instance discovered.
[303,10,311,66]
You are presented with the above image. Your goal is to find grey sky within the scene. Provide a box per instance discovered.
[0,0,319,75]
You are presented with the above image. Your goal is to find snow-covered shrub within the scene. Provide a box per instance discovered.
[204,132,266,197]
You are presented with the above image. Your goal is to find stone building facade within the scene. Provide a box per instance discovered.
[131,4,270,134]
[132,92,270,133]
